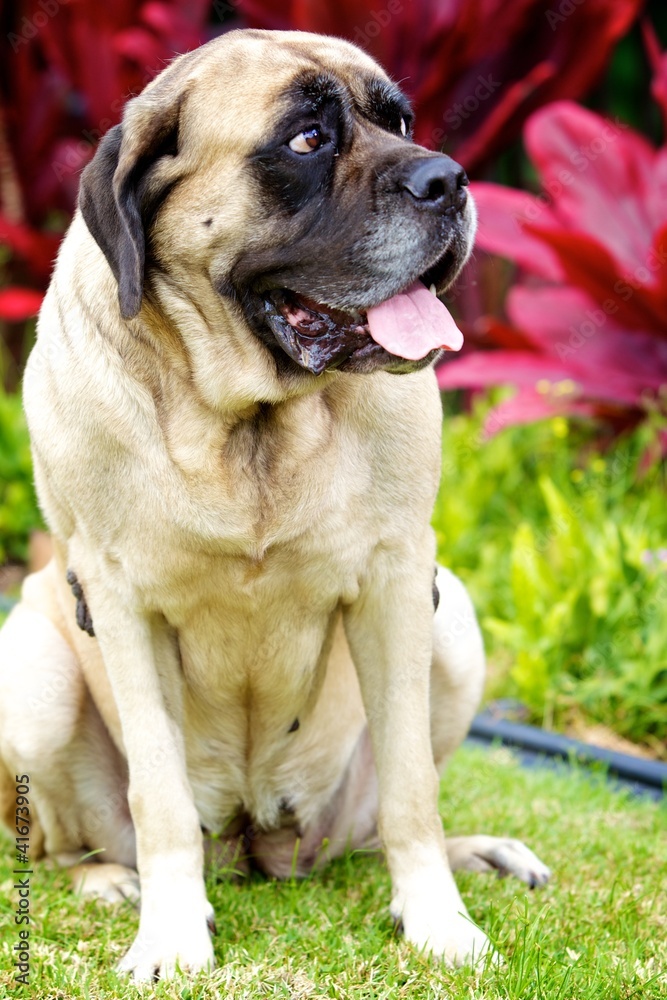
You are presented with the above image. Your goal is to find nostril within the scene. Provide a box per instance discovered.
[400,156,468,210]
[426,178,446,201]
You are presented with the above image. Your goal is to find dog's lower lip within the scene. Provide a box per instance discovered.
[277,291,368,340]
[259,289,374,375]
[253,250,458,374]
[272,277,443,343]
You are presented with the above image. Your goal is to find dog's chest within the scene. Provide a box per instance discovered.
[135,405,380,827]
[161,524,368,831]
[148,389,372,554]
[161,488,370,697]
[143,399,375,603]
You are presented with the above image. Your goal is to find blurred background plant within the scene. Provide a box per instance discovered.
[439,70,667,446]
[0,383,40,564]
[433,398,667,755]
[0,0,665,753]
[0,0,210,388]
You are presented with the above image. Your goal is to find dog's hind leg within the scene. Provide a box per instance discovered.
[430,566,486,773]
[0,566,137,897]
[431,566,550,887]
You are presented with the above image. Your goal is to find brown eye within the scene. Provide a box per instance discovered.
[289,127,324,154]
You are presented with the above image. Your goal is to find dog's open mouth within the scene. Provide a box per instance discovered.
[262,279,464,375]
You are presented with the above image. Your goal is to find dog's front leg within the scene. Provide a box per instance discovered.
[343,547,493,967]
[77,571,214,981]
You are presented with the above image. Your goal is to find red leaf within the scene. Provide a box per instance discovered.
[470,182,563,280]
[474,315,540,351]
[482,387,596,436]
[439,349,571,385]
[0,287,44,321]
[525,101,658,274]
[0,216,60,280]
[438,347,654,408]
[505,286,593,353]
[525,225,667,333]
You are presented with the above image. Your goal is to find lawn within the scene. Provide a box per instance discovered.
[1,745,664,999]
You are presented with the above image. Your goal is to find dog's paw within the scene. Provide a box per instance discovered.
[70,862,140,903]
[447,835,551,889]
[402,906,496,968]
[116,892,216,981]
[391,871,498,968]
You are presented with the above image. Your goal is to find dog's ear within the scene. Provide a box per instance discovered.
[79,86,187,319]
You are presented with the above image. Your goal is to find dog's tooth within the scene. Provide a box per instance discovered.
[429,284,437,296]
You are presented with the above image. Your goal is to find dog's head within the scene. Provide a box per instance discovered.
[79,29,476,378]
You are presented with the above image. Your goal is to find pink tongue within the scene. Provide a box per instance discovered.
[366,280,463,360]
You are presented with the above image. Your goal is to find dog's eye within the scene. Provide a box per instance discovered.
[398,116,414,137]
[288,127,324,154]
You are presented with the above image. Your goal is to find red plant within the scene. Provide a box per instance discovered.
[237,0,642,172]
[0,0,209,331]
[438,27,667,438]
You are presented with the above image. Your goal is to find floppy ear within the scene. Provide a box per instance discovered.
[78,88,186,319]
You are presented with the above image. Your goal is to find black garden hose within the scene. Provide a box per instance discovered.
[469,712,666,795]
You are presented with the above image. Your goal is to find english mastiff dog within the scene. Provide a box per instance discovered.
[0,29,549,980]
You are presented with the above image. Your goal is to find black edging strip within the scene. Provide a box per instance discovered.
[469,714,666,794]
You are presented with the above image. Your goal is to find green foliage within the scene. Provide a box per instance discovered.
[433,395,667,749]
[0,385,42,563]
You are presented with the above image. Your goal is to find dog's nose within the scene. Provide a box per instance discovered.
[400,156,468,212]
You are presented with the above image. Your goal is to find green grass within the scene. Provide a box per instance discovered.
[1,745,665,999]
